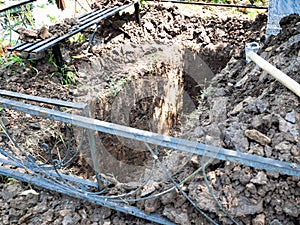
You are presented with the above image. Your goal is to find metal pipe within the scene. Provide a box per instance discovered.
[0,89,86,109]
[0,96,299,177]
[32,2,137,53]
[0,157,98,188]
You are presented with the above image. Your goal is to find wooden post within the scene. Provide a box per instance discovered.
[247,51,300,98]
[55,0,66,10]
[134,2,141,26]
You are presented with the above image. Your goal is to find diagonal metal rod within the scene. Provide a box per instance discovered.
[0,96,299,177]
[0,157,98,188]
[0,89,87,109]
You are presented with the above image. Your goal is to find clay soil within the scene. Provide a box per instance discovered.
[0,2,299,225]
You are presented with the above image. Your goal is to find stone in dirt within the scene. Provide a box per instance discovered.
[244,129,272,146]
[250,171,268,185]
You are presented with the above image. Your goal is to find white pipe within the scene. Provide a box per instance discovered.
[247,51,300,98]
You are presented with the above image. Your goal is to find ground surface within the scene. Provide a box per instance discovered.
[0,1,299,225]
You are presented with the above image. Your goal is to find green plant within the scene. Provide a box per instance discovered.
[140,0,149,7]
[48,53,77,85]
[24,4,35,26]
[4,177,18,185]
[69,33,86,44]
[0,52,25,68]
[29,64,39,75]
[48,53,56,66]
[195,78,213,103]
[199,84,212,102]
[63,70,77,86]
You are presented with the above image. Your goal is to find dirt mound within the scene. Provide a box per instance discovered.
[93,3,267,74]
[182,13,300,225]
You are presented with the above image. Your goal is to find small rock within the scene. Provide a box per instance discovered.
[59,209,72,217]
[103,221,111,225]
[283,200,300,217]
[291,145,300,156]
[244,129,271,146]
[145,198,160,214]
[239,167,252,184]
[229,101,243,115]
[225,124,249,151]
[285,110,297,123]
[62,215,74,225]
[235,74,248,87]
[1,117,9,126]
[274,141,291,153]
[278,117,299,141]
[18,213,32,224]
[209,97,228,123]
[264,146,273,157]
[251,171,268,185]
[194,126,205,138]
[252,213,266,225]
[266,170,279,178]
[163,207,191,225]
[255,99,268,113]
[144,22,155,32]
[141,182,158,197]
[251,115,263,129]
[232,197,263,216]
[246,183,257,194]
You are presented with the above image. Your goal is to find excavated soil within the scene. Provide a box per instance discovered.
[0,2,299,225]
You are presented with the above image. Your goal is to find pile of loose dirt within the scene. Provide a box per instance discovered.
[180,13,299,225]
[92,3,267,74]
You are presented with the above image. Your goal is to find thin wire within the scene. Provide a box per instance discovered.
[145,143,219,225]
[201,160,240,225]
[0,122,158,201]
[114,156,215,203]
[89,158,157,200]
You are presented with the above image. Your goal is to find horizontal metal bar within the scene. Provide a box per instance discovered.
[0,96,299,177]
[0,89,87,109]
[0,0,36,13]
[79,8,114,26]
[78,8,109,22]
[151,0,268,9]
[0,166,176,225]
[7,42,36,52]
[32,2,136,53]
[23,36,58,53]
[7,1,137,54]
[78,8,98,20]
